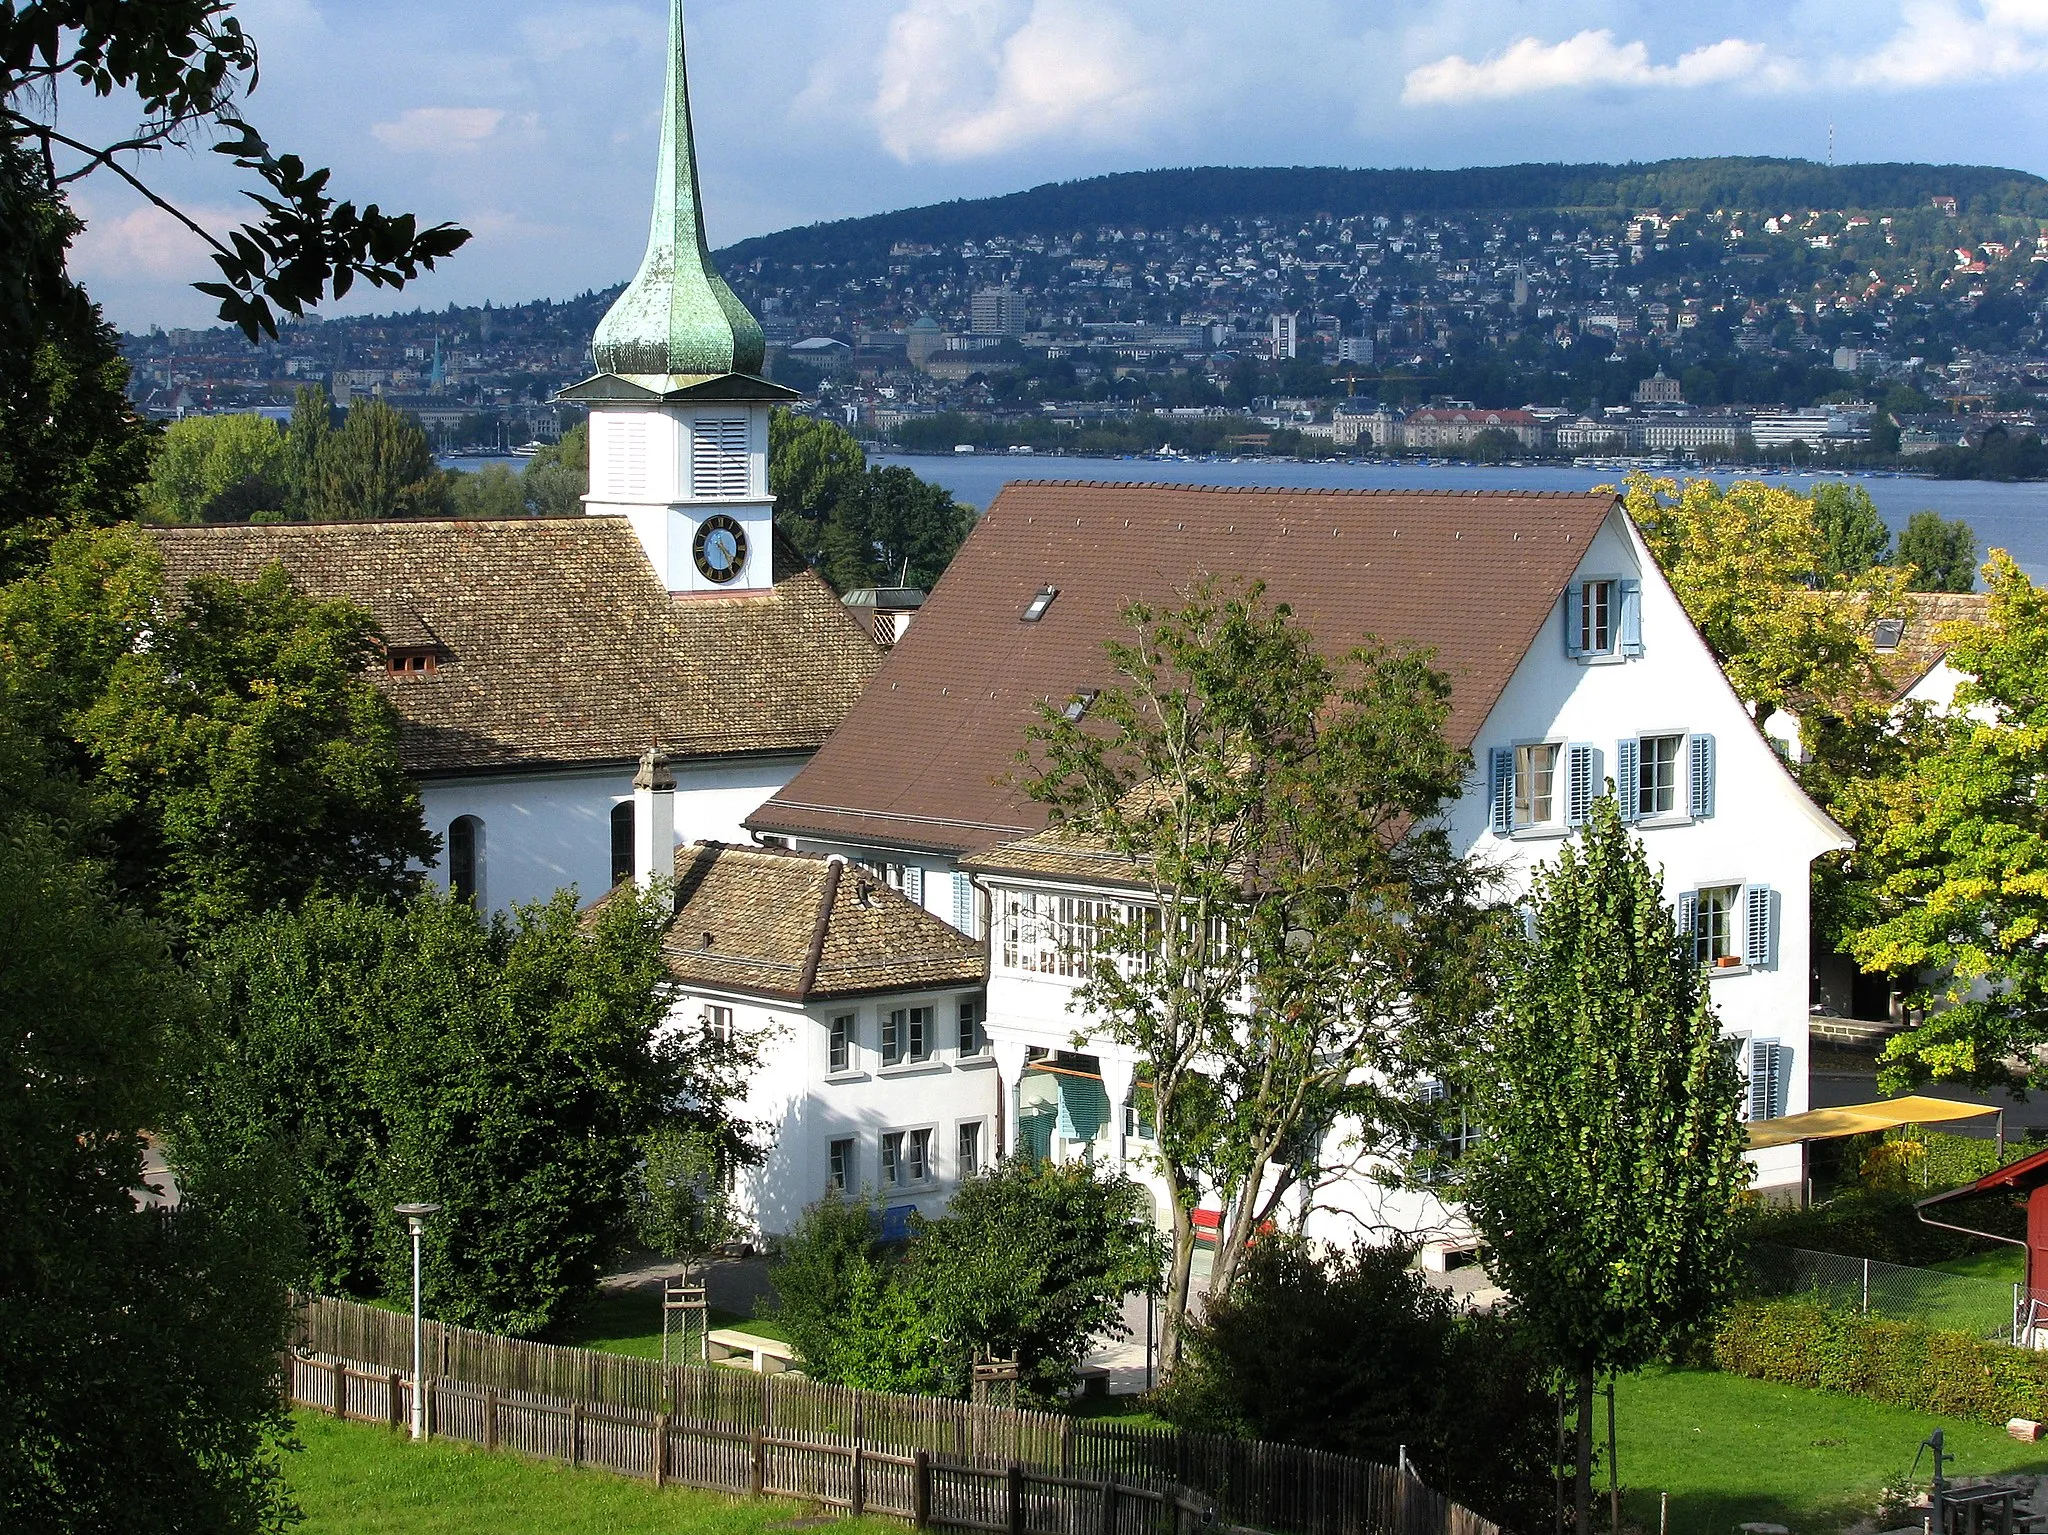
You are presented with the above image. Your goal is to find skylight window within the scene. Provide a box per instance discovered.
[1062,689,1099,723]
[1022,586,1059,623]
[1871,618,1907,653]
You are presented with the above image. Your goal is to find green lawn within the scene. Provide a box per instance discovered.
[551,1289,789,1361]
[1617,1367,2048,1535]
[1931,1248,2026,1284]
[285,1411,896,1535]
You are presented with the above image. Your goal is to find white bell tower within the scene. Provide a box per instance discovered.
[563,0,796,596]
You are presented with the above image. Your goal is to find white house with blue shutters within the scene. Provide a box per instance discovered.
[747,483,1850,1258]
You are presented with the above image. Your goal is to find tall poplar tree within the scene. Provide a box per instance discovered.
[1465,799,1747,1534]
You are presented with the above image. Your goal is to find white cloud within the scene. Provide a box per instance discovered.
[870,0,1177,163]
[1848,0,2048,87]
[1403,29,1774,105]
[69,199,240,282]
[371,106,507,153]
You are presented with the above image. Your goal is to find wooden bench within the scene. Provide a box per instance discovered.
[706,1327,798,1375]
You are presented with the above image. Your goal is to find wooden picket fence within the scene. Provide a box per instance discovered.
[292,1295,1500,1535]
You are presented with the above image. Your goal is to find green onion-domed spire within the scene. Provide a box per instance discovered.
[592,0,766,379]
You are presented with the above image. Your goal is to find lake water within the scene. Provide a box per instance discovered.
[876,454,2048,581]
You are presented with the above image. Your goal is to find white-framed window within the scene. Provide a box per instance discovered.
[1679,883,1776,971]
[705,1005,734,1042]
[828,1137,855,1193]
[907,1007,931,1063]
[1637,733,1683,818]
[1564,576,1643,660]
[957,1121,984,1178]
[957,997,984,1057]
[1616,733,1716,824]
[907,1127,932,1184]
[829,1013,855,1074]
[689,417,749,498]
[882,1009,902,1065]
[1514,742,1560,828]
[1580,579,1614,654]
[880,1131,902,1187]
[999,891,1125,976]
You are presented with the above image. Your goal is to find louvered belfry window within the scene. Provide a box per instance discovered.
[690,418,750,498]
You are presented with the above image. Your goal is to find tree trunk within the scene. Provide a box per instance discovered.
[1156,1186,1199,1380]
[1574,1366,1595,1535]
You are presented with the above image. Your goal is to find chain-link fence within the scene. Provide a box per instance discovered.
[1743,1244,2020,1342]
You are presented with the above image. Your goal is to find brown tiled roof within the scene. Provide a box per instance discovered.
[151,518,880,775]
[959,823,1151,888]
[1872,592,1991,700]
[660,841,986,1002]
[749,482,1619,857]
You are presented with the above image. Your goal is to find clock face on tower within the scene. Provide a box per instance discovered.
[693,514,749,585]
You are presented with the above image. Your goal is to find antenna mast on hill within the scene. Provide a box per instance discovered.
[1828,123,1836,168]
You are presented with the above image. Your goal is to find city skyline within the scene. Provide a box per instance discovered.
[58,0,2048,331]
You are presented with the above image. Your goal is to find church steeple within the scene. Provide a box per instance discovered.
[591,0,766,380]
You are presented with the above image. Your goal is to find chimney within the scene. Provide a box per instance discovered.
[633,749,676,889]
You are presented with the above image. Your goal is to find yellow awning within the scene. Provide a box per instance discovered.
[1747,1095,2000,1150]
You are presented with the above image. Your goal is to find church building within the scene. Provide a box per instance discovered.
[155,0,877,914]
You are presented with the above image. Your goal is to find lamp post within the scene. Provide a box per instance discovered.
[394,1201,442,1441]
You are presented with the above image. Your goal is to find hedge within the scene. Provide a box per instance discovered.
[1713,1298,2048,1424]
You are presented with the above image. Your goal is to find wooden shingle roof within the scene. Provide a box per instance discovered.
[152,518,880,776]
[661,842,986,1002]
[750,482,1619,857]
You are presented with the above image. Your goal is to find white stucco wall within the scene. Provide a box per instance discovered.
[420,754,809,915]
[666,984,999,1238]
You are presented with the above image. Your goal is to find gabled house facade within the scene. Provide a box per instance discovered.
[747,483,1849,1245]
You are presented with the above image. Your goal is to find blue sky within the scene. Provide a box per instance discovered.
[64,0,2048,331]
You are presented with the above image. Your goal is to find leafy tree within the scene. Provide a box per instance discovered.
[912,1158,1162,1401]
[314,398,444,520]
[1624,472,1911,722]
[0,721,298,1534]
[1896,510,1978,593]
[280,384,332,520]
[1837,553,2048,1088]
[1022,581,1491,1373]
[0,526,433,939]
[1464,798,1747,1534]
[1162,1236,1556,1533]
[522,421,588,518]
[193,886,741,1335]
[1810,482,1892,579]
[843,466,975,592]
[447,463,528,520]
[769,411,867,565]
[767,1195,953,1395]
[0,136,154,580]
[1,4,467,343]
[145,414,288,525]
[633,1124,750,1269]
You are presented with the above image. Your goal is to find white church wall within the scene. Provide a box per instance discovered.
[420,753,809,915]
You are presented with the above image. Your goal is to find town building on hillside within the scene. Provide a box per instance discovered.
[747,483,1850,1254]
[154,0,879,914]
[1634,368,1684,405]
[1401,406,1546,450]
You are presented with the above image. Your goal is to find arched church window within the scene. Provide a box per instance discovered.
[448,816,483,906]
[610,802,635,888]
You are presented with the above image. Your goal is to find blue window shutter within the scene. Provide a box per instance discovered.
[953,872,973,934]
[1748,1038,1784,1120]
[1616,738,1641,822]
[1566,744,1597,827]
[1746,885,1776,969]
[1689,733,1716,819]
[1619,579,1644,657]
[1678,891,1698,947]
[1490,748,1515,835]
[1563,584,1584,659]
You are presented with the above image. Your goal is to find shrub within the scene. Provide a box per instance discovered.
[765,1195,954,1396]
[1713,1298,2048,1423]
[1743,1186,2018,1268]
[1159,1237,1556,1532]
